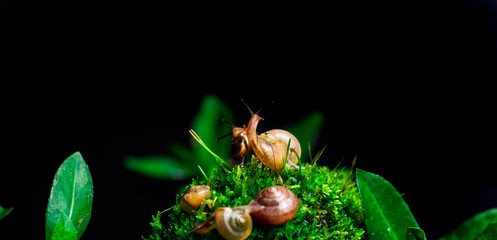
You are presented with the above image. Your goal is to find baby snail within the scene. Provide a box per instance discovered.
[222,100,301,171]
[191,206,254,240]
[179,185,211,212]
[249,185,299,226]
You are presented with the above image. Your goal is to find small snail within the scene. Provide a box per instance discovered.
[179,185,211,212]
[223,120,249,162]
[224,100,302,171]
[192,206,254,240]
[249,185,299,226]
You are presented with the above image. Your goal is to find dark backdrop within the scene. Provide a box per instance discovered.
[1,0,496,239]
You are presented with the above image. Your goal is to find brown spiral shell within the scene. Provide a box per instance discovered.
[249,186,299,226]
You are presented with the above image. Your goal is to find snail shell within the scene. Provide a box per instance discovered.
[249,185,299,226]
[179,185,211,212]
[258,129,301,169]
[194,206,253,240]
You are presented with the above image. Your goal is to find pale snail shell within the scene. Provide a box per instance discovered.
[194,206,253,240]
[249,185,299,226]
[254,128,302,170]
[179,185,211,212]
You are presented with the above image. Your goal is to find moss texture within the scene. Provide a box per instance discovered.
[143,154,365,240]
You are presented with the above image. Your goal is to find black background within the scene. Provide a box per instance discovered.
[1,0,496,239]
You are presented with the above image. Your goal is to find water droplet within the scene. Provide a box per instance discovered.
[387,228,391,232]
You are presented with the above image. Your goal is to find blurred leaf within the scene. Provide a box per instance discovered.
[124,156,195,180]
[49,213,78,240]
[0,205,13,221]
[356,169,419,240]
[191,95,234,174]
[476,221,497,240]
[46,152,93,240]
[440,209,497,240]
[407,227,427,240]
[125,95,233,179]
[168,143,195,165]
[285,112,324,162]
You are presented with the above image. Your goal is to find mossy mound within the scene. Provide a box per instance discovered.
[143,154,365,240]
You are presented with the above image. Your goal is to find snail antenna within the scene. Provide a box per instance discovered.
[241,98,264,116]
[216,131,232,141]
[240,98,254,115]
[222,118,237,128]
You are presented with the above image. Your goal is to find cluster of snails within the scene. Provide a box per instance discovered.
[222,100,302,171]
[180,185,299,240]
[177,101,303,239]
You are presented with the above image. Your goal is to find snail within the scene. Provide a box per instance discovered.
[192,206,254,240]
[223,100,301,171]
[249,185,299,226]
[179,185,211,212]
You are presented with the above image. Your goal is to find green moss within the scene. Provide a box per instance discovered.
[143,154,365,240]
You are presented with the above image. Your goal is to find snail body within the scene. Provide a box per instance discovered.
[228,109,301,171]
[193,206,253,240]
[249,185,299,226]
[179,185,211,212]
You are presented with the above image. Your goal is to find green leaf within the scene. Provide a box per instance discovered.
[191,95,234,174]
[124,156,195,180]
[476,221,497,240]
[439,209,497,240]
[46,152,93,240]
[407,227,427,240]
[356,169,419,240]
[50,213,78,240]
[0,205,13,221]
[285,112,324,162]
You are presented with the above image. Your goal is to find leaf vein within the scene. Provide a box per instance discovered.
[68,160,78,220]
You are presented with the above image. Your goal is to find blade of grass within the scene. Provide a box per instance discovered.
[191,95,234,173]
[342,155,358,191]
[189,129,232,171]
[198,165,209,181]
[311,144,327,165]
[307,141,312,164]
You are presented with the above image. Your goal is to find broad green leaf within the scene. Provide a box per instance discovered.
[356,169,419,240]
[0,205,13,220]
[46,152,93,240]
[440,209,497,240]
[476,221,497,240]
[285,112,324,162]
[50,213,78,240]
[407,227,427,240]
[191,95,234,174]
[124,156,195,180]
